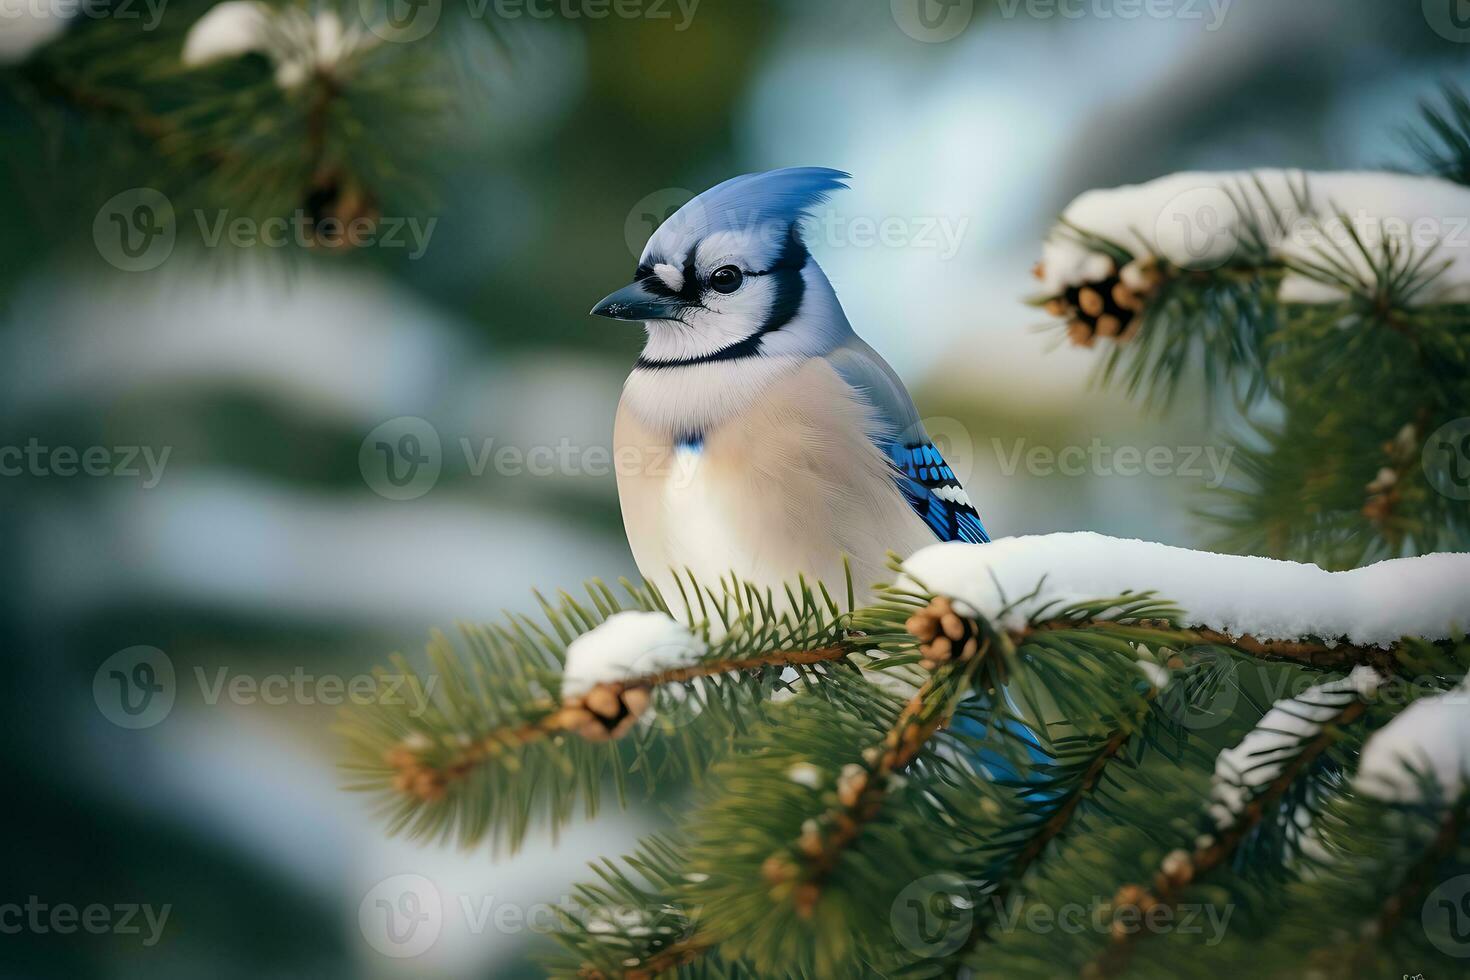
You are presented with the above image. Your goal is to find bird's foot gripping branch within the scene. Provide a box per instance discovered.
[339,533,1470,978]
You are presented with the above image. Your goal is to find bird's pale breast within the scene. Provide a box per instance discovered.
[614,358,937,610]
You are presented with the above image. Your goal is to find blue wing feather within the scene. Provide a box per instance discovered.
[890,442,990,544]
[823,340,990,545]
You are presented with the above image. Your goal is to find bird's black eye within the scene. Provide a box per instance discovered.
[709,265,743,294]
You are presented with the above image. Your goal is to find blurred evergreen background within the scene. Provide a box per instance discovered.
[0,0,1465,976]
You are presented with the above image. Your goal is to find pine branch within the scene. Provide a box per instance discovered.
[770,628,995,918]
[1025,618,1403,673]
[380,644,851,801]
[338,574,905,852]
[1407,83,1470,187]
[945,674,1168,970]
[1285,787,1470,977]
[1086,690,1371,977]
[1355,796,1468,962]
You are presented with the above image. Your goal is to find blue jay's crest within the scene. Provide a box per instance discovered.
[640,167,850,268]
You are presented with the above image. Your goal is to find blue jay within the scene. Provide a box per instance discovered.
[591,167,989,611]
[593,169,1053,794]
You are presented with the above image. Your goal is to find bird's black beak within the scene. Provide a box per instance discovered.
[590,281,685,321]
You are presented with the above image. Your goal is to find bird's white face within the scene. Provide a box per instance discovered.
[593,220,821,367]
[591,167,857,432]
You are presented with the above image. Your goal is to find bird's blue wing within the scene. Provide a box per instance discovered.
[826,340,990,544]
[827,343,1060,792]
[890,442,990,543]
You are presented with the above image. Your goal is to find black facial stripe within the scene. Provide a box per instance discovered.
[631,226,810,370]
[681,252,701,301]
[754,233,807,337]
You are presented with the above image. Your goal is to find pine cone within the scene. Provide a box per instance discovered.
[1043,256,1161,347]
[905,596,981,670]
[563,684,652,741]
[303,168,380,251]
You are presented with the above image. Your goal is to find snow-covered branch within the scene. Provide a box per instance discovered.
[1037,169,1470,310]
[901,532,1470,650]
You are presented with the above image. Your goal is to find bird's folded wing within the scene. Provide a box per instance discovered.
[825,340,990,545]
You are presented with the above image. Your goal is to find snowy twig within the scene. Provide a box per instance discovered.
[382,640,851,801]
[1026,618,1401,672]
[1089,672,1377,978]
[902,533,1470,649]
